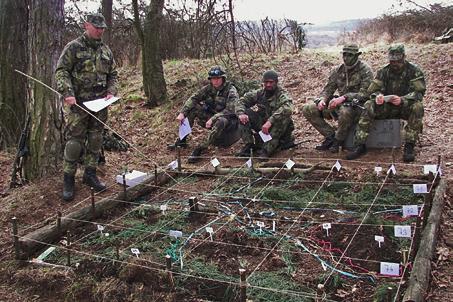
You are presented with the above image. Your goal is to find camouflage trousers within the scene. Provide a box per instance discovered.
[186,105,238,149]
[63,105,107,175]
[355,100,424,145]
[302,103,360,141]
[239,108,294,155]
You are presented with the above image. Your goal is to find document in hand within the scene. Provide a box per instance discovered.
[179,117,192,140]
[84,96,121,112]
[259,130,272,143]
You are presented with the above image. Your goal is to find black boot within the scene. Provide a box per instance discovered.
[236,143,255,157]
[346,144,367,160]
[315,134,335,150]
[403,142,415,162]
[62,173,75,202]
[83,167,107,192]
[187,146,207,163]
[167,137,188,150]
[329,139,343,153]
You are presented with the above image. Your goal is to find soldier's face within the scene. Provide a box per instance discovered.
[210,77,224,89]
[263,80,277,92]
[389,59,405,72]
[343,53,358,66]
[85,22,105,40]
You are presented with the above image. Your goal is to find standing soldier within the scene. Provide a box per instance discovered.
[235,70,295,159]
[167,66,239,163]
[55,13,118,201]
[302,44,373,153]
[346,44,425,162]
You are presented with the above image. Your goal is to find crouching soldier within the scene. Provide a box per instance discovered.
[168,66,239,163]
[235,70,295,159]
[346,44,425,162]
[302,44,373,153]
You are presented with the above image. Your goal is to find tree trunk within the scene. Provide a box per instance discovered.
[23,0,65,180]
[102,0,113,45]
[0,0,29,149]
[142,0,167,106]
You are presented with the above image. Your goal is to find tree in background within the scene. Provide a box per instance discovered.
[102,0,113,45]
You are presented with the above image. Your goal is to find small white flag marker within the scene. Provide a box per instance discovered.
[322,223,332,236]
[211,158,220,168]
[206,227,214,241]
[375,235,384,248]
[285,159,295,169]
[246,158,252,168]
[168,160,179,170]
[374,166,382,176]
[333,160,342,172]
[257,221,264,234]
[387,164,396,175]
[131,248,140,258]
[160,204,168,215]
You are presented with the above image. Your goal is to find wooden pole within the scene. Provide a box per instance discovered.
[122,174,127,200]
[66,230,71,266]
[91,188,96,219]
[57,211,62,235]
[11,217,20,260]
[177,146,182,172]
[165,254,174,289]
[239,268,247,302]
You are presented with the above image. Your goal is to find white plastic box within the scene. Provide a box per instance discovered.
[116,170,148,187]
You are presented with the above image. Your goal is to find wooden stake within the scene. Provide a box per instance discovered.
[154,164,158,186]
[239,268,247,302]
[91,188,96,219]
[57,211,62,235]
[177,146,182,172]
[122,174,127,200]
[166,255,175,289]
[66,230,71,266]
[189,196,198,213]
[11,217,20,260]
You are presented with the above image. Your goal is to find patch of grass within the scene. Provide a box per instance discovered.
[125,94,144,102]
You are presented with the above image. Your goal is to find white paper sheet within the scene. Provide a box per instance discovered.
[179,117,192,140]
[83,96,120,112]
[259,130,272,143]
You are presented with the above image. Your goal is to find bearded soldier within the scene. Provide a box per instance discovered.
[55,13,118,201]
[346,44,425,162]
[302,44,373,153]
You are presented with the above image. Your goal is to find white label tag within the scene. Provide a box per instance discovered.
[374,235,384,248]
[423,164,437,175]
[323,223,331,236]
[246,158,252,168]
[97,225,105,231]
[160,204,167,214]
[257,221,265,228]
[380,262,400,276]
[169,230,183,239]
[387,164,396,175]
[206,227,213,234]
[333,160,342,172]
[211,158,220,168]
[168,160,179,170]
[402,205,419,217]
[131,248,140,257]
[394,225,411,238]
[413,184,428,194]
[374,166,382,176]
[285,159,295,169]
[179,117,192,140]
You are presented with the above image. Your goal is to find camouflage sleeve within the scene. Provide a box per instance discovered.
[320,68,339,104]
[211,85,239,121]
[268,91,293,125]
[55,43,76,98]
[366,68,385,99]
[236,90,258,115]
[106,47,118,95]
[402,66,426,106]
[344,63,373,102]
[181,85,210,116]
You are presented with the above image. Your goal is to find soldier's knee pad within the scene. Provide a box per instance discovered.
[214,117,228,129]
[86,130,103,154]
[302,103,317,118]
[64,139,83,162]
[410,102,424,118]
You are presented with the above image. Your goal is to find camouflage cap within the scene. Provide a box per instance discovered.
[262,70,279,82]
[86,13,107,28]
[388,44,405,61]
[341,44,361,55]
[208,66,226,79]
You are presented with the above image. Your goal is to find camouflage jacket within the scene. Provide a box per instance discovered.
[321,60,373,104]
[181,81,239,121]
[236,86,293,125]
[367,61,426,106]
[55,33,118,102]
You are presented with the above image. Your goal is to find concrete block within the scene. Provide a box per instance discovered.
[344,119,402,149]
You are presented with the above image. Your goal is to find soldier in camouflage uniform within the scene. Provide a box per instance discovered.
[55,13,118,201]
[168,66,239,163]
[235,70,295,159]
[346,44,425,162]
[302,44,373,153]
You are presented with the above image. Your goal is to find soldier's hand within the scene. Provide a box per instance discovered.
[206,118,213,129]
[239,114,249,125]
[328,96,346,109]
[105,94,114,100]
[262,121,272,135]
[376,94,385,105]
[317,100,326,111]
[176,113,185,123]
[389,95,401,106]
[64,96,76,106]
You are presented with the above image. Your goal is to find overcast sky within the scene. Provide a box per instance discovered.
[233,0,450,24]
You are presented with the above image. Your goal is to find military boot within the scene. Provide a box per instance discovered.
[82,167,107,192]
[315,134,335,151]
[346,144,367,160]
[255,149,269,161]
[167,137,188,151]
[62,173,75,202]
[187,146,207,164]
[236,143,255,157]
[329,139,343,153]
[403,143,415,162]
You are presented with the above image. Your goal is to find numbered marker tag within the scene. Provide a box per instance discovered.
[380,262,400,276]
[272,220,276,232]
[374,235,384,248]
[211,158,220,168]
[131,248,140,258]
[97,224,105,232]
[394,225,411,238]
[168,160,179,170]
[169,230,183,239]
[402,205,419,217]
[423,164,437,175]
[285,159,295,169]
[246,158,252,168]
[206,227,214,241]
[323,223,332,236]
[387,164,396,175]
[160,204,168,215]
[374,166,382,176]
[333,160,342,172]
[257,221,264,234]
[413,184,428,194]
